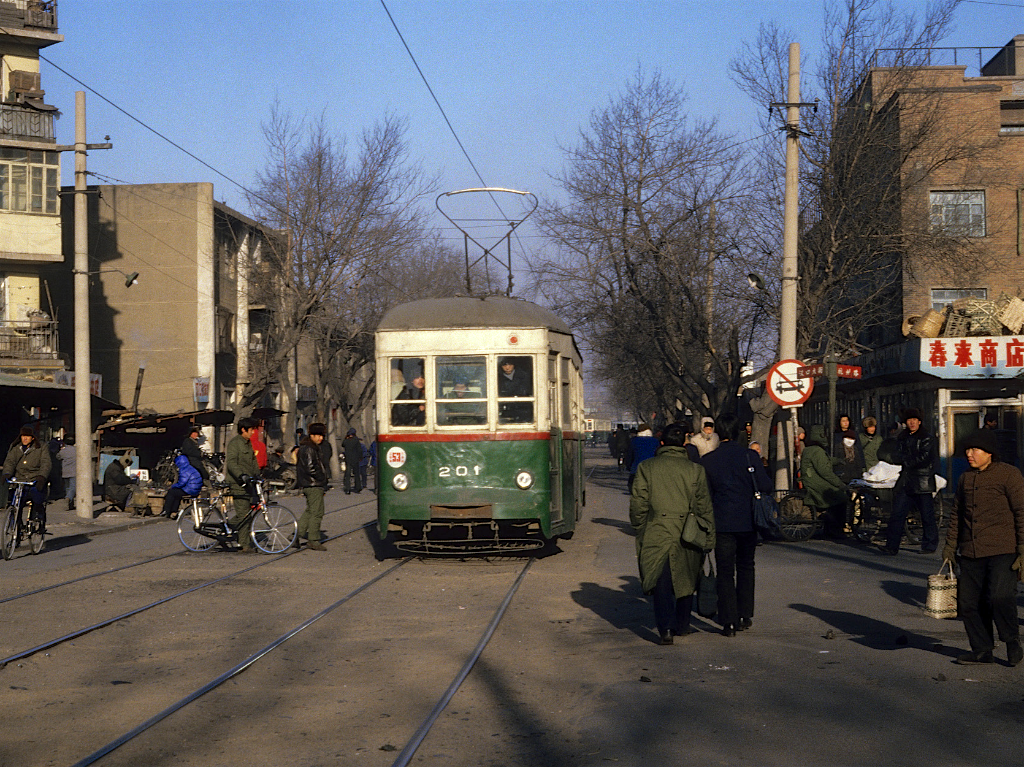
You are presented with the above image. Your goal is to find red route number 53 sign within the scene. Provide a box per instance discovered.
[767,359,814,407]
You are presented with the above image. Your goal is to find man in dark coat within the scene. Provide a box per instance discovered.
[392,375,426,426]
[701,413,772,636]
[294,423,329,550]
[881,408,939,554]
[181,426,210,482]
[630,423,715,645]
[2,426,52,531]
[943,429,1024,666]
[342,427,363,494]
[102,456,135,511]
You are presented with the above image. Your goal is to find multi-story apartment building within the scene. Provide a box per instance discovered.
[811,36,1024,480]
[0,1,63,381]
[51,183,277,444]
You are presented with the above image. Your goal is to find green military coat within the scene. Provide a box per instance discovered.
[860,432,883,470]
[225,434,259,496]
[629,445,715,596]
[800,443,847,509]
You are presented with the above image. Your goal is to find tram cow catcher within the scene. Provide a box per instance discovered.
[376,296,585,555]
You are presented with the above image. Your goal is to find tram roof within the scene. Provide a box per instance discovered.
[377,296,573,335]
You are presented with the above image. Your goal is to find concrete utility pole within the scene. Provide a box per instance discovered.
[72,92,112,519]
[772,43,810,491]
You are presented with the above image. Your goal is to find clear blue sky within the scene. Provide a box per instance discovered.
[43,1,1021,268]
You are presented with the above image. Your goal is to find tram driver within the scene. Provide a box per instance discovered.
[498,356,533,423]
[392,373,427,426]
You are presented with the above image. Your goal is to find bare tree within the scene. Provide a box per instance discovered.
[730,0,999,358]
[532,69,761,420]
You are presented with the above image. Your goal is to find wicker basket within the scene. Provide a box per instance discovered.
[908,309,946,338]
[924,561,957,619]
[998,296,1024,334]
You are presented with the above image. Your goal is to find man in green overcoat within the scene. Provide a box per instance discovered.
[801,425,848,537]
[225,417,260,552]
[630,423,715,645]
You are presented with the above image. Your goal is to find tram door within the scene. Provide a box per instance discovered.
[548,354,563,525]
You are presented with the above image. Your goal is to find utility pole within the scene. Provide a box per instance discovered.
[770,43,815,492]
[72,92,112,519]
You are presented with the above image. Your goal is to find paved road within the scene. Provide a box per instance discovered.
[1,459,1022,766]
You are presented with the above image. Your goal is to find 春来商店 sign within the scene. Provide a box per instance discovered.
[920,336,1024,379]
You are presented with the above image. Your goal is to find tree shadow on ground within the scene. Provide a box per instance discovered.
[790,602,960,658]
[589,516,634,536]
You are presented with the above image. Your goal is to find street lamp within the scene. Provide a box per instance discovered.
[73,268,139,289]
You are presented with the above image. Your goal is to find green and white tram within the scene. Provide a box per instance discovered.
[375,295,585,554]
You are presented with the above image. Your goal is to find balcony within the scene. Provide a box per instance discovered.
[0,1,57,31]
[0,103,55,142]
[0,316,62,369]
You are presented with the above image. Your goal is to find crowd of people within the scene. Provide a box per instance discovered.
[627,408,1024,667]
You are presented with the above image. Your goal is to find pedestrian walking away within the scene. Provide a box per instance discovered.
[700,413,772,637]
[294,423,329,551]
[630,423,715,645]
[943,429,1024,666]
[57,436,77,510]
[342,427,363,494]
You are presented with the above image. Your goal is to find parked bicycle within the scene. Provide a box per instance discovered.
[1,478,45,559]
[176,477,297,554]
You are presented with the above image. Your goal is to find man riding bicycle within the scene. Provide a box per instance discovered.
[2,426,52,534]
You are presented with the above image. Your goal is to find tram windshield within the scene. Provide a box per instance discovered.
[497,355,534,424]
[389,358,426,426]
[436,356,486,426]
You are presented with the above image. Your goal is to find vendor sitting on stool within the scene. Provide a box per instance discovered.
[103,456,136,512]
[162,453,203,520]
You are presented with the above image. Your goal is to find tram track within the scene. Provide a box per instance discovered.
[66,556,535,766]
[0,516,376,668]
[0,498,375,607]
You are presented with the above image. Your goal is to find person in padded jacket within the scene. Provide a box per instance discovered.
[943,429,1024,666]
[294,422,329,551]
[880,408,939,555]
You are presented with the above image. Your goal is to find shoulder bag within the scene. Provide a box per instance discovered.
[696,553,718,618]
[748,455,782,539]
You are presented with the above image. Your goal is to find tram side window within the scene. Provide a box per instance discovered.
[390,358,426,427]
[498,355,534,424]
[436,356,487,426]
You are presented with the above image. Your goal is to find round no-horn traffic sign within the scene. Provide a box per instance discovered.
[767,358,814,407]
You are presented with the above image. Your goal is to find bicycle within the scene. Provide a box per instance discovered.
[176,477,297,554]
[1,478,45,559]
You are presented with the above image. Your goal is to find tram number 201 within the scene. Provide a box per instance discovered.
[438,465,482,478]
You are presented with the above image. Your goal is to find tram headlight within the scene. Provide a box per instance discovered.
[392,472,410,491]
[514,470,534,490]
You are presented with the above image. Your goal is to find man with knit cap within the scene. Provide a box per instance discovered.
[944,428,1024,666]
[294,423,329,551]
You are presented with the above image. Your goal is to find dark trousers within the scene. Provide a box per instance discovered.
[651,559,693,634]
[162,486,189,518]
[957,553,1020,653]
[716,531,757,626]
[344,460,362,493]
[885,490,939,551]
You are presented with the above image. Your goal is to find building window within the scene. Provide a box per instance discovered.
[0,148,58,213]
[929,190,985,237]
[1000,101,1024,135]
[931,288,987,312]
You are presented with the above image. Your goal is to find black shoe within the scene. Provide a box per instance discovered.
[876,545,898,556]
[291,538,302,550]
[918,547,937,554]
[658,630,673,645]
[739,618,753,630]
[722,624,737,637]
[306,541,327,551]
[955,650,994,665]
[1007,641,1023,667]
[673,628,695,637]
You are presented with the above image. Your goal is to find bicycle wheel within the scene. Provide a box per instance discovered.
[0,506,17,560]
[27,514,44,555]
[852,492,883,544]
[251,503,297,554]
[779,494,819,542]
[177,506,218,552]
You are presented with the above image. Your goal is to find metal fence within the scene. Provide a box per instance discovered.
[0,318,59,359]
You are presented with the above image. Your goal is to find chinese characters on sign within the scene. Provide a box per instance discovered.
[920,337,1024,378]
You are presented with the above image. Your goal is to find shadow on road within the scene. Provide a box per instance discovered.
[589,516,634,536]
[43,533,92,552]
[789,602,959,657]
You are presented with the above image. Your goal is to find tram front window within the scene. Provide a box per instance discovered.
[436,356,486,426]
[498,356,534,424]
[390,358,426,427]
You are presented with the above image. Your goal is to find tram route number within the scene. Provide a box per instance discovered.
[439,465,482,478]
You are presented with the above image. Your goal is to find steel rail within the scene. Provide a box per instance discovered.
[69,556,413,767]
[0,499,374,606]
[0,520,375,668]
[391,558,534,767]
